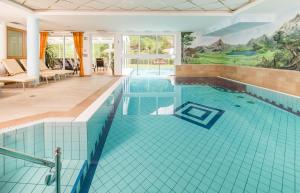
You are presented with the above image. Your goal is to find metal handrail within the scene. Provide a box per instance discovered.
[0,146,61,193]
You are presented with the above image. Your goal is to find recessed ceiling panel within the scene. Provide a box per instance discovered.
[11,0,255,12]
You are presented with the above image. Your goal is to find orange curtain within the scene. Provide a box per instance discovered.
[73,32,84,77]
[39,32,49,59]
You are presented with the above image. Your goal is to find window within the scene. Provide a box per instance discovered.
[65,37,75,58]
[7,27,26,58]
[157,36,174,54]
[47,36,75,59]
[47,36,64,58]
[140,35,156,54]
[127,36,139,55]
[123,34,176,76]
[93,42,109,59]
[125,34,175,55]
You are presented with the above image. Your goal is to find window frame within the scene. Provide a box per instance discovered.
[7,27,27,59]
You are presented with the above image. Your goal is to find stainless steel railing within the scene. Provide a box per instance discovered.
[0,146,61,193]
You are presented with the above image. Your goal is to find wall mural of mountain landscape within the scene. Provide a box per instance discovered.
[182,14,300,71]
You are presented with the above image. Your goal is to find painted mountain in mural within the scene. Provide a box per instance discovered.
[279,14,300,35]
[183,13,300,71]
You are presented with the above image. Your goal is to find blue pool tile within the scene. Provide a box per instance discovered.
[86,81,300,193]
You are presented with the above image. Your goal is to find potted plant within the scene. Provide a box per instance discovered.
[45,45,56,69]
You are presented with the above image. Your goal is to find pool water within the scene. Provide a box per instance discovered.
[87,78,299,193]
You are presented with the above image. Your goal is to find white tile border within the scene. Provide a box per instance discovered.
[74,77,124,122]
[0,117,75,134]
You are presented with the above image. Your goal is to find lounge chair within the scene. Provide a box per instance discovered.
[53,58,63,69]
[95,58,105,71]
[40,60,73,77]
[19,59,58,84]
[0,59,36,89]
[66,58,79,74]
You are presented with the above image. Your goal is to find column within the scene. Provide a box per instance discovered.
[62,36,66,70]
[83,32,93,76]
[108,42,112,69]
[0,22,7,74]
[0,22,7,59]
[27,16,40,82]
[174,32,182,65]
[114,32,123,76]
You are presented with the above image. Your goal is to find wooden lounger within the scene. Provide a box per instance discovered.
[19,59,58,84]
[40,60,74,77]
[0,73,36,89]
[0,59,36,89]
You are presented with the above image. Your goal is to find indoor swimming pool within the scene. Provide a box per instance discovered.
[0,77,299,193]
[85,77,300,193]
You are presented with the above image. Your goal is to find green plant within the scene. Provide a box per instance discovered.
[45,45,56,69]
[110,59,115,76]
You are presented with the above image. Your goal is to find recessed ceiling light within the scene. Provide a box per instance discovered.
[9,22,23,25]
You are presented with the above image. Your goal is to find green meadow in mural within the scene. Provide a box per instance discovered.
[182,14,300,71]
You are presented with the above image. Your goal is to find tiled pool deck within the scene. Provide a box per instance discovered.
[0,75,119,128]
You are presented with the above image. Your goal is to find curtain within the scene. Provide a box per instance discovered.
[39,32,49,59]
[73,32,84,76]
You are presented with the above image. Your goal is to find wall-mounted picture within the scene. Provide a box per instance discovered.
[182,14,300,71]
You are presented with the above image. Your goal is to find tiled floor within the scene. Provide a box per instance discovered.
[0,74,119,128]
[89,82,299,193]
[0,160,85,193]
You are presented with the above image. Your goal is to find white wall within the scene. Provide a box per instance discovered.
[83,32,93,76]
[0,22,7,74]
[114,32,123,76]
[26,16,40,82]
[174,32,182,65]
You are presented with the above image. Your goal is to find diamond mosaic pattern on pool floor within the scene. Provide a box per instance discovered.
[174,101,225,129]
[89,85,300,193]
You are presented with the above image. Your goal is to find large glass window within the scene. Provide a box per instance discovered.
[47,35,76,69]
[47,36,75,58]
[123,34,175,76]
[157,35,174,54]
[125,35,175,55]
[127,36,139,55]
[92,37,114,70]
[65,37,75,58]
[140,35,156,54]
[47,36,64,58]
[7,27,26,58]
[93,42,109,59]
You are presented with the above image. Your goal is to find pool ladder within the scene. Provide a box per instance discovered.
[0,146,62,193]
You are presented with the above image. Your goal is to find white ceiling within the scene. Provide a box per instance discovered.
[11,0,252,12]
[39,15,228,32]
[0,0,300,33]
